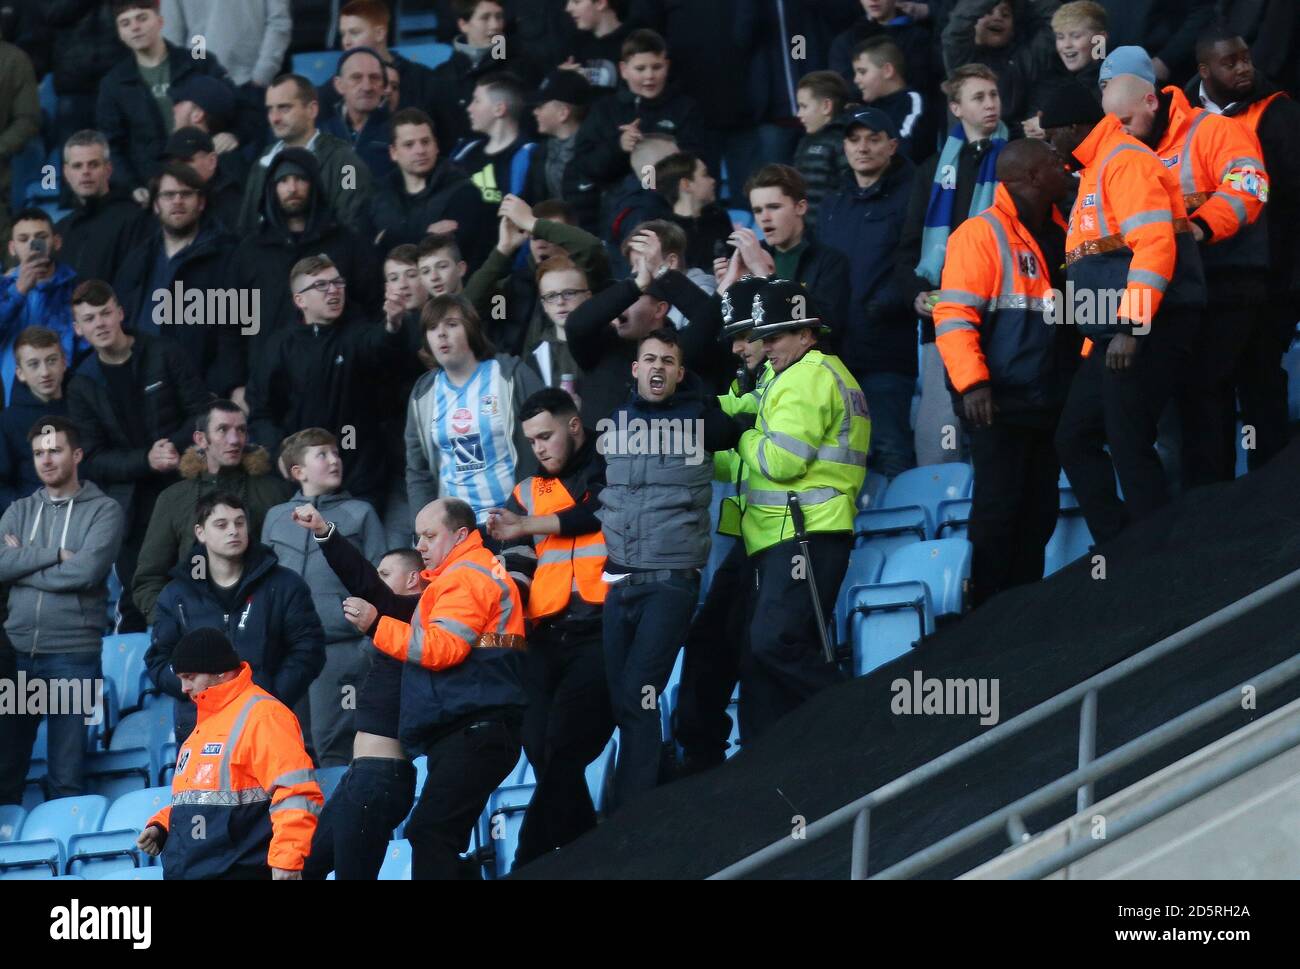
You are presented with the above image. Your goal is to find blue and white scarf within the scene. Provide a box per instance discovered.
[916,121,1009,285]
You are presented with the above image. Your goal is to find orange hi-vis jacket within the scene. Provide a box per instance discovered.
[1067,114,1206,339]
[935,183,1066,397]
[511,475,607,621]
[1154,86,1269,271]
[372,530,527,748]
[148,663,321,879]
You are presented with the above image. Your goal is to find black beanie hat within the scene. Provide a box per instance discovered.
[171,627,242,675]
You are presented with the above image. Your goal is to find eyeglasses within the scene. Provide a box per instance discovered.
[157,189,200,202]
[296,278,347,295]
[539,288,590,306]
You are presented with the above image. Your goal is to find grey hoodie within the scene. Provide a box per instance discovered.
[260,489,387,645]
[0,481,126,655]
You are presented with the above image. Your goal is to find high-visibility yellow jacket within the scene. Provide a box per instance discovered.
[714,361,774,538]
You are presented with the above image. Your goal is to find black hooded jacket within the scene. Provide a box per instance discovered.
[367,158,493,263]
[228,147,381,358]
[55,186,151,285]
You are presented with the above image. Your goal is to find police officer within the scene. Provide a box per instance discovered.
[934,139,1078,605]
[675,275,773,773]
[736,280,869,739]
[137,628,322,880]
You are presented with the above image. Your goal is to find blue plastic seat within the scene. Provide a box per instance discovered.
[847,540,972,677]
[1,795,109,875]
[397,10,440,37]
[832,545,885,646]
[87,706,172,795]
[65,831,145,878]
[585,734,618,815]
[0,805,26,842]
[391,42,453,70]
[1044,512,1094,576]
[482,784,535,878]
[724,700,742,758]
[393,756,429,839]
[858,470,890,509]
[659,649,684,742]
[316,765,348,802]
[378,839,412,880]
[934,498,972,540]
[727,208,755,230]
[103,787,170,832]
[852,506,927,560]
[292,50,343,86]
[102,633,152,716]
[879,463,974,536]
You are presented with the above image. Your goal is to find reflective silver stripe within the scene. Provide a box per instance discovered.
[767,429,818,461]
[517,480,535,516]
[269,767,316,791]
[1220,156,1264,179]
[270,794,322,816]
[757,443,775,479]
[745,486,841,508]
[173,788,270,807]
[991,295,1052,311]
[1211,190,1248,227]
[1180,112,1212,196]
[503,543,536,561]
[935,289,988,308]
[407,620,425,665]
[218,694,270,792]
[1094,144,1153,236]
[978,212,1017,295]
[452,560,515,635]
[817,359,863,464]
[935,319,978,337]
[817,445,869,465]
[433,616,478,646]
[537,545,607,566]
[1128,269,1170,293]
[1119,209,1174,234]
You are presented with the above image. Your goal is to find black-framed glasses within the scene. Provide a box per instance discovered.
[296,277,347,295]
[539,288,590,306]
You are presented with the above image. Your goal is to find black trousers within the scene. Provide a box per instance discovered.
[1238,295,1299,471]
[302,756,416,880]
[1180,302,1260,488]
[405,714,522,880]
[515,623,614,867]
[967,419,1061,607]
[740,534,849,742]
[1055,312,1197,544]
[676,540,750,767]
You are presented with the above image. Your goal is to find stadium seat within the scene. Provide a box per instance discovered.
[316,765,348,802]
[724,700,742,758]
[392,756,429,839]
[660,649,685,742]
[858,470,890,509]
[65,831,145,878]
[101,633,152,716]
[1058,468,1078,510]
[846,540,972,676]
[0,795,109,876]
[103,787,169,833]
[87,706,172,796]
[728,208,755,230]
[879,463,973,537]
[852,506,927,559]
[378,839,412,880]
[934,498,972,540]
[0,805,26,842]
[23,720,47,806]
[292,50,343,86]
[391,42,453,70]
[1044,512,1094,576]
[832,545,886,646]
[482,783,535,878]
[585,734,618,815]
[396,9,440,40]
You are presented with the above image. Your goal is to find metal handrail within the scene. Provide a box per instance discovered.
[709,566,1300,880]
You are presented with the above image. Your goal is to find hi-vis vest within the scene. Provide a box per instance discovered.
[935,183,1063,399]
[737,349,869,555]
[513,475,607,620]
[1154,86,1268,272]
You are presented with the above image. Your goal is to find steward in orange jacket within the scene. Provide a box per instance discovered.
[488,387,614,865]
[366,497,526,879]
[934,141,1078,605]
[139,629,321,880]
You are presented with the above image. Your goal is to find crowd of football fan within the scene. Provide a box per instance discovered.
[0,0,1296,879]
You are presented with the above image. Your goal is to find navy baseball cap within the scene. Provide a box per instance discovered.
[842,106,900,140]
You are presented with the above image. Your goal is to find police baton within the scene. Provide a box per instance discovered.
[788,492,836,665]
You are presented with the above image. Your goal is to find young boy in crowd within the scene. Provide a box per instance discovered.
[793,71,855,229]
[416,233,469,299]
[851,36,936,163]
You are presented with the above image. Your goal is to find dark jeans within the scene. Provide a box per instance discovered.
[676,541,751,767]
[602,571,700,812]
[1238,296,1298,471]
[859,370,918,478]
[1055,312,1197,544]
[515,623,614,866]
[967,419,1061,607]
[740,535,849,742]
[302,756,416,880]
[406,714,521,880]
[0,651,102,803]
[1180,301,1259,488]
